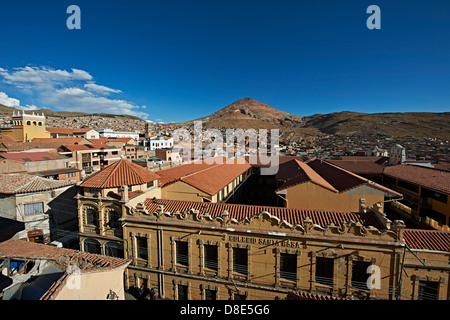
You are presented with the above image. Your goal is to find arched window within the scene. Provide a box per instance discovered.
[84,238,101,254]
[86,207,98,227]
[32,121,37,126]
[38,121,43,126]
[26,121,31,125]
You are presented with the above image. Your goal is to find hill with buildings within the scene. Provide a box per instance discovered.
[302,111,450,140]
[2,99,449,140]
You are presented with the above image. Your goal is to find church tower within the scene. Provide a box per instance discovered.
[0,110,50,142]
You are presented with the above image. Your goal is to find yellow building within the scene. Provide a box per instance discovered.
[0,110,50,142]
[157,157,252,202]
[121,198,449,300]
[77,159,161,256]
[275,159,402,212]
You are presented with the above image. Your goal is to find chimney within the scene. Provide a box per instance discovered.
[122,185,129,202]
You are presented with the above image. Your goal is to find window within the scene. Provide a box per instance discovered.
[65,172,77,178]
[204,245,218,271]
[108,210,121,228]
[315,257,334,286]
[205,289,216,300]
[136,236,148,260]
[177,284,188,300]
[233,248,248,275]
[86,208,98,226]
[351,261,371,290]
[24,202,44,215]
[418,280,439,300]
[147,180,155,188]
[280,253,297,282]
[176,241,189,266]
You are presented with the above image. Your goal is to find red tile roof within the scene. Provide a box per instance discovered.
[0,151,61,162]
[0,173,76,194]
[32,137,88,144]
[46,127,94,134]
[403,229,450,252]
[326,159,385,175]
[0,239,129,270]
[383,164,450,195]
[80,159,160,188]
[143,198,384,229]
[276,159,338,193]
[276,159,401,197]
[0,135,16,143]
[60,144,113,151]
[157,157,251,195]
[0,239,130,300]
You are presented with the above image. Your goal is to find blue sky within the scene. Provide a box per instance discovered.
[0,0,449,123]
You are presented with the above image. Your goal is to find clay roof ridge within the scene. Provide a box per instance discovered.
[179,162,223,180]
[323,160,402,196]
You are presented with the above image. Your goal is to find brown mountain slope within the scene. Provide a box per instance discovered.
[303,111,450,139]
[188,97,304,130]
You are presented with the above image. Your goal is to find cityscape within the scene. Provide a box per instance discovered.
[0,0,448,310]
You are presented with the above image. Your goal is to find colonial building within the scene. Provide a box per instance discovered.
[157,157,251,202]
[0,111,50,142]
[275,159,402,212]
[120,198,449,300]
[76,159,161,258]
[383,164,450,231]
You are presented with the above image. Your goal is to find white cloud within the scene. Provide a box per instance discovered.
[84,82,122,95]
[17,104,38,111]
[0,66,148,119]
[0,91,21,107]
[0,66,93,84]
[49,87,147,118]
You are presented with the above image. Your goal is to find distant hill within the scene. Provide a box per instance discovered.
[0,104,143,121]
[185,97,304,130]
[174,98,450,140]
[302,111,450,140]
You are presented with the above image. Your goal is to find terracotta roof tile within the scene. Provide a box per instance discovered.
[143,198,384,229]
[45,127,94,134]
[403,229,450,252]
[0,239,129,270]
[276,159,338,193]
[80,159,160,188]
[32,137,88,144]
[384,164,450,195]
[0,151,60,162]
[157,157,251,195]
[0,173,76,194]
[326,160,385,175]
[276,159,401,197]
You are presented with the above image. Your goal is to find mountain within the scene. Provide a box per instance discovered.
[302,111,450,140]
[187,97,304,130]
